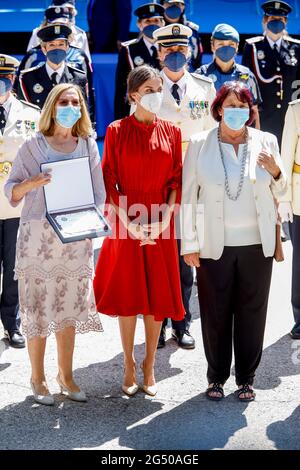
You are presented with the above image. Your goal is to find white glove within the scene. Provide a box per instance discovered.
[278,202,294,223]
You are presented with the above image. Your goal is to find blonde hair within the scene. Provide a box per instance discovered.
[39,84,92,137]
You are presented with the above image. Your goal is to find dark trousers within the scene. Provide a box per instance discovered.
[289,215,300,329]
[0,218,20,332]
[196,245,273,386]
[162,239,193,332]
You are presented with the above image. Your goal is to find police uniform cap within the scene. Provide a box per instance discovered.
[45,6,72,23]
[261,1,292,16]
[51,0,76,7]
[153,23,192,47]
[0,54,19,75]
[134,3,165,20]
[37,23,72,42]
[212,23,240,43]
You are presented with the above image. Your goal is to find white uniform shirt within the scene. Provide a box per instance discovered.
[0,95,40,219]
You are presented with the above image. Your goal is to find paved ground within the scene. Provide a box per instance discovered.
[0,242,299,450]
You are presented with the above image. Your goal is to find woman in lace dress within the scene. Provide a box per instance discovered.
[5,84,105,405]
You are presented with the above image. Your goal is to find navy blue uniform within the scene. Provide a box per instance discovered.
[87,0,132,52]
[114,36,162,119]
[242,35,300,144]
[198,61,262,105]
[17,63,88,110]
[14,46,96,126]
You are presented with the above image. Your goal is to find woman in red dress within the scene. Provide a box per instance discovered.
[94,65,185,397]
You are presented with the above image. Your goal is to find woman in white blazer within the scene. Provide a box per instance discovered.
[278,99,300,339]
[181,82,287,402]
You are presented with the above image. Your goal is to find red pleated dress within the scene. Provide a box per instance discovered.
[93,114,185,322]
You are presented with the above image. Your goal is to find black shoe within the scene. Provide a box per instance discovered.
[290,327,300,340]
[172,329,195,349]
[4,330,26,349]
[157,329,166,349]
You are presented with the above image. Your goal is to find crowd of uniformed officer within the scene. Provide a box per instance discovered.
[1,0,300,350]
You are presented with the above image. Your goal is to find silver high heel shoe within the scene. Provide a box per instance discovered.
[56,376,87,402]
[30,380,54,406]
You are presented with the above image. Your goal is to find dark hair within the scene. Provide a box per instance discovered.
[211,81,255,126]
[127,65,162,103]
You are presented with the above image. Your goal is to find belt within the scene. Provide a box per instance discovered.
[0,161,12,177]
[293,163,300,174]
[182,141,189,153]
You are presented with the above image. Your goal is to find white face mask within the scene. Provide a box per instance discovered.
[137,92,163,114]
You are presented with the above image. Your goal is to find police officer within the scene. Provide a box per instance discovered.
[27,0,91,63]
[0,55,40,348]
[17,23,88,110]
[198,23,262,128]
[87,0,132,53]
[242,1,300,145]
[16,7,96,127]
[160,0,203,71]
[153,23,216,349]
[114,2,165,119]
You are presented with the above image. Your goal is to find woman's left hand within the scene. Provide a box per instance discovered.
[142,214,171,241]
[257,151,281,179]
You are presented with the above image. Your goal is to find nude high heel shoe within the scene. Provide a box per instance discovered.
[56,376,87,402]
[30,380,54,406]
[141,362,158,397]
[122,364,139,397]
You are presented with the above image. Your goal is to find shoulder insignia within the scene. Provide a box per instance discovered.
[191,72,213,84]
[246,36,264,45]
[20,63,44,75]
[121,38,140,48]
[283,35,300,44]
[67,64,85,74]
[185,20,199,32]
[19,99,41,111]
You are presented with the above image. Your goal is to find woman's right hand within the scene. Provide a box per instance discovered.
[27,172,52,191]
[184,253,200,268]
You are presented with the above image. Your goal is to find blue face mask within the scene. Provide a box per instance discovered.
[47,49,67,65]
[143,24,160,40]
[56,105,81,128]
[224,107,250,131]
[267,19,285,35]
[0,77,12,96]
[165,5,182,20]
[164,51,187,72]
[215,46,236,63]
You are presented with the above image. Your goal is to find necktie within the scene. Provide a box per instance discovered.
[273,43,281,61]
[151,46,158,60]
[0,106,6,134]
[171,84,181,105]
[51,72,58,86]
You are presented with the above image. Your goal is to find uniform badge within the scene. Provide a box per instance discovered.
[189,101,197,120]
[149,5,155,13]
[208,74,217,83]
[31,121,36,130]
[240,74,249,81]
[33,83,44,94]
[275,2,280,9]
[172,26,181,36]
[0,57,5,67]
[134,56,144,66]
[55,7,61,14]
[16,120,22,131]
[55,25,61,35]
[257,50,265,60]
[25,120,31,131]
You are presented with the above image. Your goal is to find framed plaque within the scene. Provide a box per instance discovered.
[41,156,111,243]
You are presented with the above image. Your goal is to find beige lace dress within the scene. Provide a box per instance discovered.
[13,135,103,339]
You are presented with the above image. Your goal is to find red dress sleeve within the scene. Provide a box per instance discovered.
[168,126,183,206]
[102,123,124,208]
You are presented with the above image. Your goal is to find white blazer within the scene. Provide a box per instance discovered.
[180,127,287,260]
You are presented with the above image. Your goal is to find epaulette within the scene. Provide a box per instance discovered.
[67,63,86,74]
[283,35,300,44]
[75,25,85,34]
[20,63,44,75]
[185,20,199,32]
[289,98,300,105]
[20,100,41,111]
[246,36,264,44]
[191,73,213,84]
[236,64,251,74]
[121,38,140,48]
